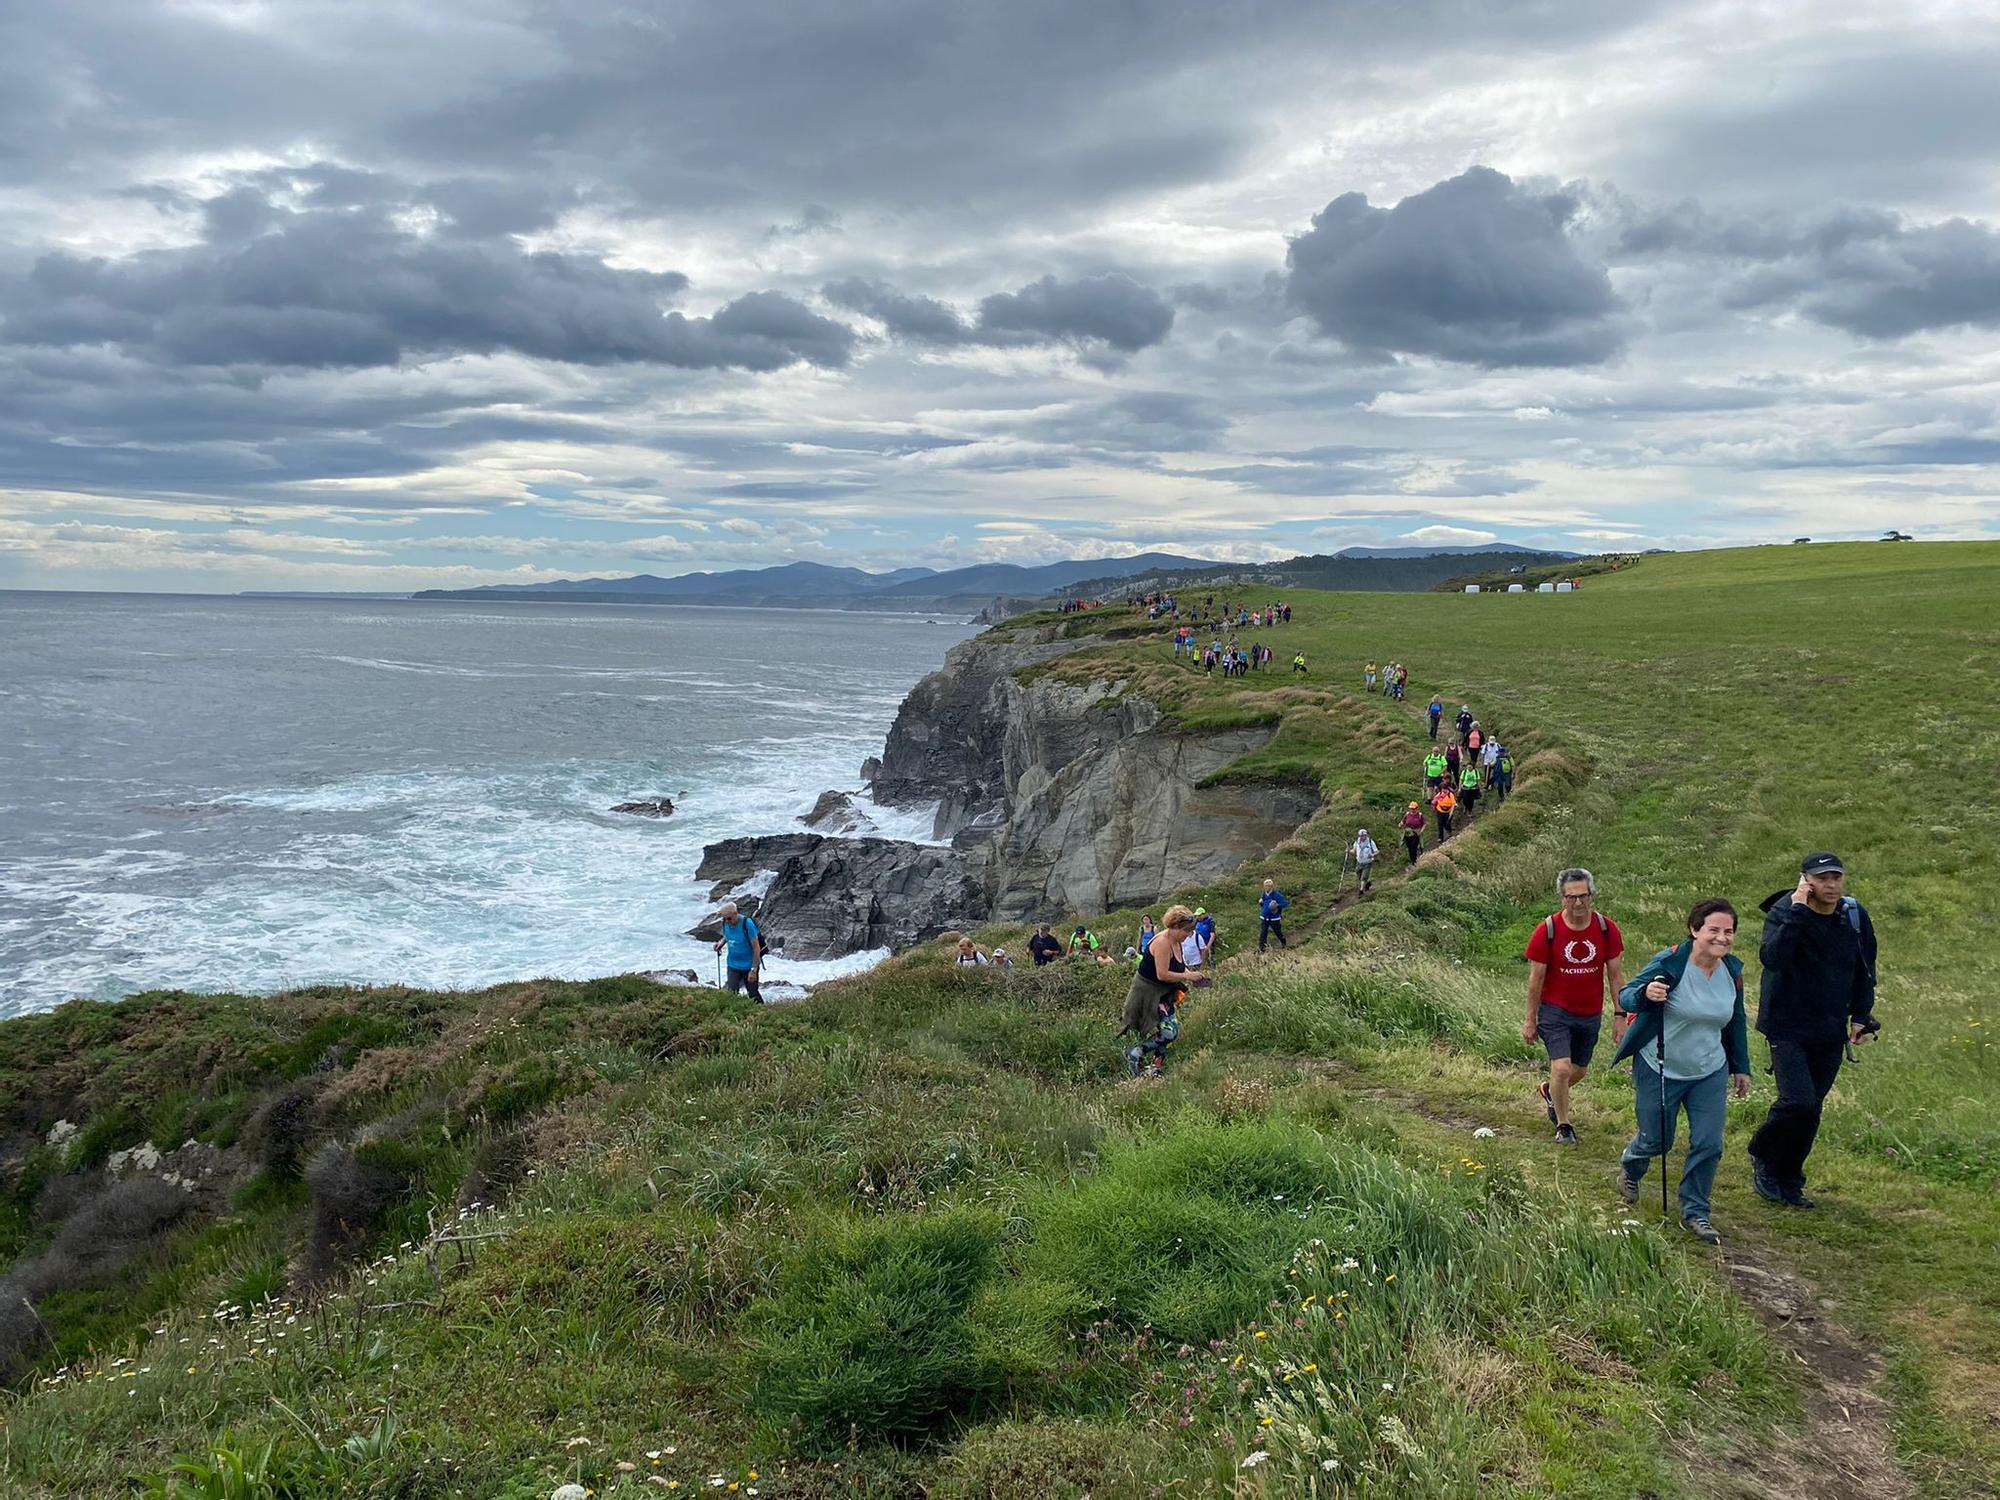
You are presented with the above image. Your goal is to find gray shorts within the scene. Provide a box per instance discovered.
[724,966,762,999]
[1537,1007,1602,1067]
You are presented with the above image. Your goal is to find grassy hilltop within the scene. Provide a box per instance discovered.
[0,541,1995,1498]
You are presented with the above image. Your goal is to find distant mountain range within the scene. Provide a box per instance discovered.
[411,552,1216,612]
[403,544,1585,613]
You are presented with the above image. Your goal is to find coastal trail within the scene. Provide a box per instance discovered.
[1312,1063,1914,1500]
[1200,665,1920,1500]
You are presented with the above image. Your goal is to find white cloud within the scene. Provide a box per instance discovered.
[1398,524,1499,546]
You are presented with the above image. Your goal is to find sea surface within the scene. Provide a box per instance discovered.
[0,592,976,1019]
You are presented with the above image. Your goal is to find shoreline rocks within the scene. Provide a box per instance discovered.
[695,833,983,960]
[696,623,1322,963]
[610,797,676,817]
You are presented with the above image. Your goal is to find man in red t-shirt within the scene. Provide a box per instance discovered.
[1521,867,1626,1144]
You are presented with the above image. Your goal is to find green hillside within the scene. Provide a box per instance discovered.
[1,541,1995,1498]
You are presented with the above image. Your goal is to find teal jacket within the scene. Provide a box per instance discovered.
[1612,941,1750,1074]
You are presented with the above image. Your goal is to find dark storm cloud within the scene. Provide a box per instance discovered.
[1611,198,2000,340]
[1611,48,2000,208]
[822,279,971,344]
[2,1,1659,217]
[1285,167,1624,368]
[1,180,854,372]
[825,272,1174,354]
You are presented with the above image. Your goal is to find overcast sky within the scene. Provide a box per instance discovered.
[3,0,1998,592]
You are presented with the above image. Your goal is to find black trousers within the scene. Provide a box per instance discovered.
[1747,1037,1845,1189]
[1428,717,1440,739]
[1403,833,1421,865]
[1434,811,1451,840]
[1259,917,1287,950]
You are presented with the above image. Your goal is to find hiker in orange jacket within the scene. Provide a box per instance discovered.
[1430,786,1457,841]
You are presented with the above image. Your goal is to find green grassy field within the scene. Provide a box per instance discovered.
[0,541,1994,1498]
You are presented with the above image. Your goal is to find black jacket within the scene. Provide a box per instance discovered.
[1755,891,1878,1043]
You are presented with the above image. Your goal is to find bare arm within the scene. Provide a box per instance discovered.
[1522,961,1547,1042]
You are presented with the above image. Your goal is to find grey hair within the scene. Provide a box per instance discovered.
[1557,867,1596,895]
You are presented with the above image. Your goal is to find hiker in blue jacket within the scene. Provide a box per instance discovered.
[1257,879,1290,951]
[1611,897,1753,1245]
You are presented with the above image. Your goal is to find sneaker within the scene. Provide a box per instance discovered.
[1750,1159,1784,1204]
[1682,1216,1723,1246]
[1615,1168,1639,1204]
[1781,1189,1817,1210]
[1554,1123,1579,1146]
[1538,1080,1557,1125]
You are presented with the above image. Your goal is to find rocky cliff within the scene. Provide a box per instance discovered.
[699,624,1319,958]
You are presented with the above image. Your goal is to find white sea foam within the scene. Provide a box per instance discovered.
[0,597,977,1017]
[843,792,950,845]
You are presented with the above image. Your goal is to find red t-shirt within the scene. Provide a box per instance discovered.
[1525,911,1625,1016]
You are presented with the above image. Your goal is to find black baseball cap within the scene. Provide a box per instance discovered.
[1801,852,1845,876]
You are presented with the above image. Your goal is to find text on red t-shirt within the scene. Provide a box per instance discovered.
[1525,911,1625,1015]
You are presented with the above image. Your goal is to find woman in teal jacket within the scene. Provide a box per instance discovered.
[1612,898,1753,1246]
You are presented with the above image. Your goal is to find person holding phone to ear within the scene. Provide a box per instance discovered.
[1747,853,1881,1209]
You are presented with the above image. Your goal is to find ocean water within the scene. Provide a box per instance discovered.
[0,592,976,1019]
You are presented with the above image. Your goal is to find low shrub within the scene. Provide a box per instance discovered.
[743,1212,1020,1447]
[302,1144,409,1280]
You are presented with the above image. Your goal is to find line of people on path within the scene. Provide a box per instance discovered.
[1363,661,1409,700]
[1415,709,1512,850]
[1521,855,1880,1246]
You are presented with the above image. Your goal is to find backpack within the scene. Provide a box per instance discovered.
[1542,912,1610,946]
[1841,896,1877,984]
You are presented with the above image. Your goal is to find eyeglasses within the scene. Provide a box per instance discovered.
[1561,892,1593,901]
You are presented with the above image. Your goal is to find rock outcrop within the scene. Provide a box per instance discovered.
[801,789,864,834]
[694,834,984,959]
[610,798,676,817]
[697,623,1320,959]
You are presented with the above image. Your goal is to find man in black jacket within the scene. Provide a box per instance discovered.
[1747,852,1881,1208]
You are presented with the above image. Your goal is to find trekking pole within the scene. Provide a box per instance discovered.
[1656,1012,1671,1219]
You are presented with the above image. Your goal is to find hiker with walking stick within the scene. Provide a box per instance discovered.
[713,901,763,1002]
[1610,899,1753,1246]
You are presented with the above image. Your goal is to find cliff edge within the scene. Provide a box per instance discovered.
[706,623,1319,956]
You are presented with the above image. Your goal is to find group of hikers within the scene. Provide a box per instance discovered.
[1364,660,1410,699]
[1110,851,1881,1247]
[1141,591,1294,627]
[1517,856,1879,1244]
[1168,601,1300,678]
[710,629,1884,1250]
[1412,700,1514,847]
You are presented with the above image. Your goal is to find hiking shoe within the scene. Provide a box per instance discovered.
[1781,1189,1817,1210]
[1554,1123,1579,1146]
[1750,1159,1785,1204]
[1615,1168,1639,1204]
[1682,1216,1723,1246]
[1538,1080,1557,1125]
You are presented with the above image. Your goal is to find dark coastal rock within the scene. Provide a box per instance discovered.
[858,756,882,784]
[642,968,702,986]
[705,623,1322,963]
[610,797,676,818]
[694,833,983,960]
[686,893,763,942]
[802,789,863,833]
[869,627,1093,839]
